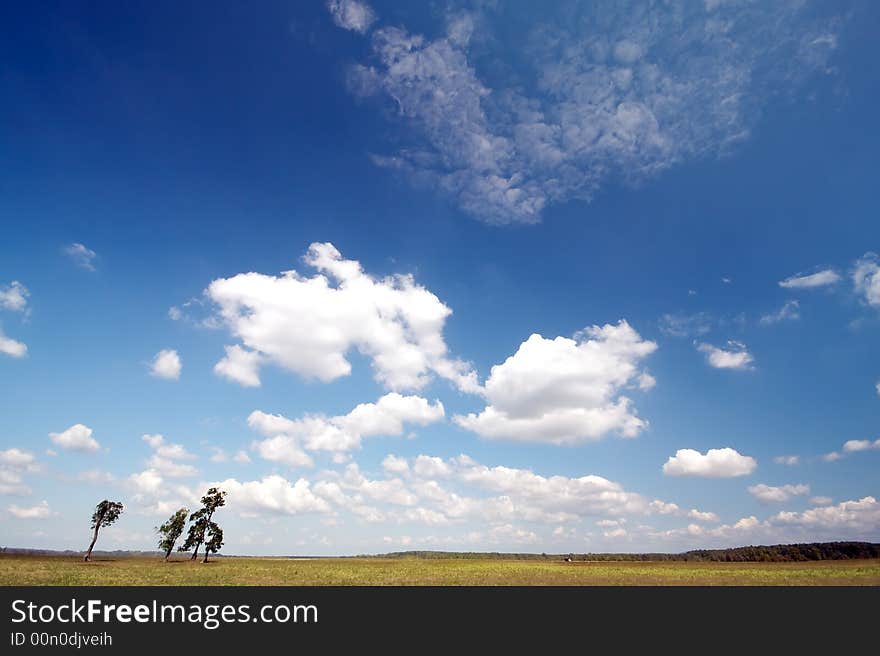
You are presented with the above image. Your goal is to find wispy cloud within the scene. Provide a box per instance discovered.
[64,243,97,271]
[759,299,800,325]
[778,268,841,289]
[335,2,842,223]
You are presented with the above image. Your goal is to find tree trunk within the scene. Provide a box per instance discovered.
[84,526,100,562]
[203,550,209,564]
[193,509,214,562]
[164,547,172,562]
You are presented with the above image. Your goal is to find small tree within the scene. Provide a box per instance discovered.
[180,509,207,560]
[156,507,189,562]
[202,522,224,563]
[84,500,124,562]
[179,487,226,561]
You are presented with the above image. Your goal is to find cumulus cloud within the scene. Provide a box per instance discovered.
[747,483,810,503]
[64,243,97,270]
[809,496,833,506]
[336,2,841,223]
[248,393,444,464]
[687,509,720,522]
[205,242,478,392]
[140,434,197,478]
[7,500,51,519]
[310,453,691,530]
[778,269,841,289]
[0,448,36,468]
[142,434,196,460]
[0,328,27,358]
[696,340,754,370]
[773,455,800,466]
[326,0,375,34]
[759,300,800,325]
[381,454,410,475]
[772,496,880,534]
[663,448,757,478]
[0,281,28,312]
[48,424,100,453]
[842,438,880,453]
[0,448,39,495]
[454,321,657,445]
[149,349,182,380]
[213,345,263,387]
[214,475,332,517]
[852,253,880,307]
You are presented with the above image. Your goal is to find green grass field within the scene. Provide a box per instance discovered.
[1,554,878,585]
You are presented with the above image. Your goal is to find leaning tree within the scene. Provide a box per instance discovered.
[156,507,189,562]
[180,487,226,561]
[84,500,124,562]
[202,522,224,563]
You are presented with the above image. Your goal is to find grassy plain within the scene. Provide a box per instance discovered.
[1,554,878,586]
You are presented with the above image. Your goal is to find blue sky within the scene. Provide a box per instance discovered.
[1,0,878,555]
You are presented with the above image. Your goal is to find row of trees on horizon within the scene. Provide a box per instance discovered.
[83,487,227,563]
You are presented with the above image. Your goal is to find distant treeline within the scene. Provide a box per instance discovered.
[372,542,880,562]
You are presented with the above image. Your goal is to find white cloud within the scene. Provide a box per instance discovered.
[876,380,880,397]
[0,448,36,468]
[140,434,197,478]
[64,243,97,270]
[412,455,452,479]
[0,329,27,358]
[454,321,656,445]
[772,497,880,533]
[147,456,198,478]
[778,269,841,289]
[142,434,196,460]
[341,4,840,223]
[822,451,842,462]
[206,243,478,392]
[381,454,410,475]
[8,500,51,519]
[852,253,880,306]
[663,448,757,478]
[76,469,116,484]
[149,349,182,380]
[687,509,720,522]
[214,475,332,517]
[249,392,444,457]
[49,423,100,453]
[773,455,800,466]
[696,340,754,370]
[759,300,800,325]
[327,0,376,34]
[658,312,712,338]
[213,345,263,387]
[455,456,653,520]
[809,496,833,506]
[251,434,314,469]
[213,448,250,465]
[0,281,28,312]
[0,448,39,496]
[127,469,164,497]
[842,438,880,453]
[747,483,809,503]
